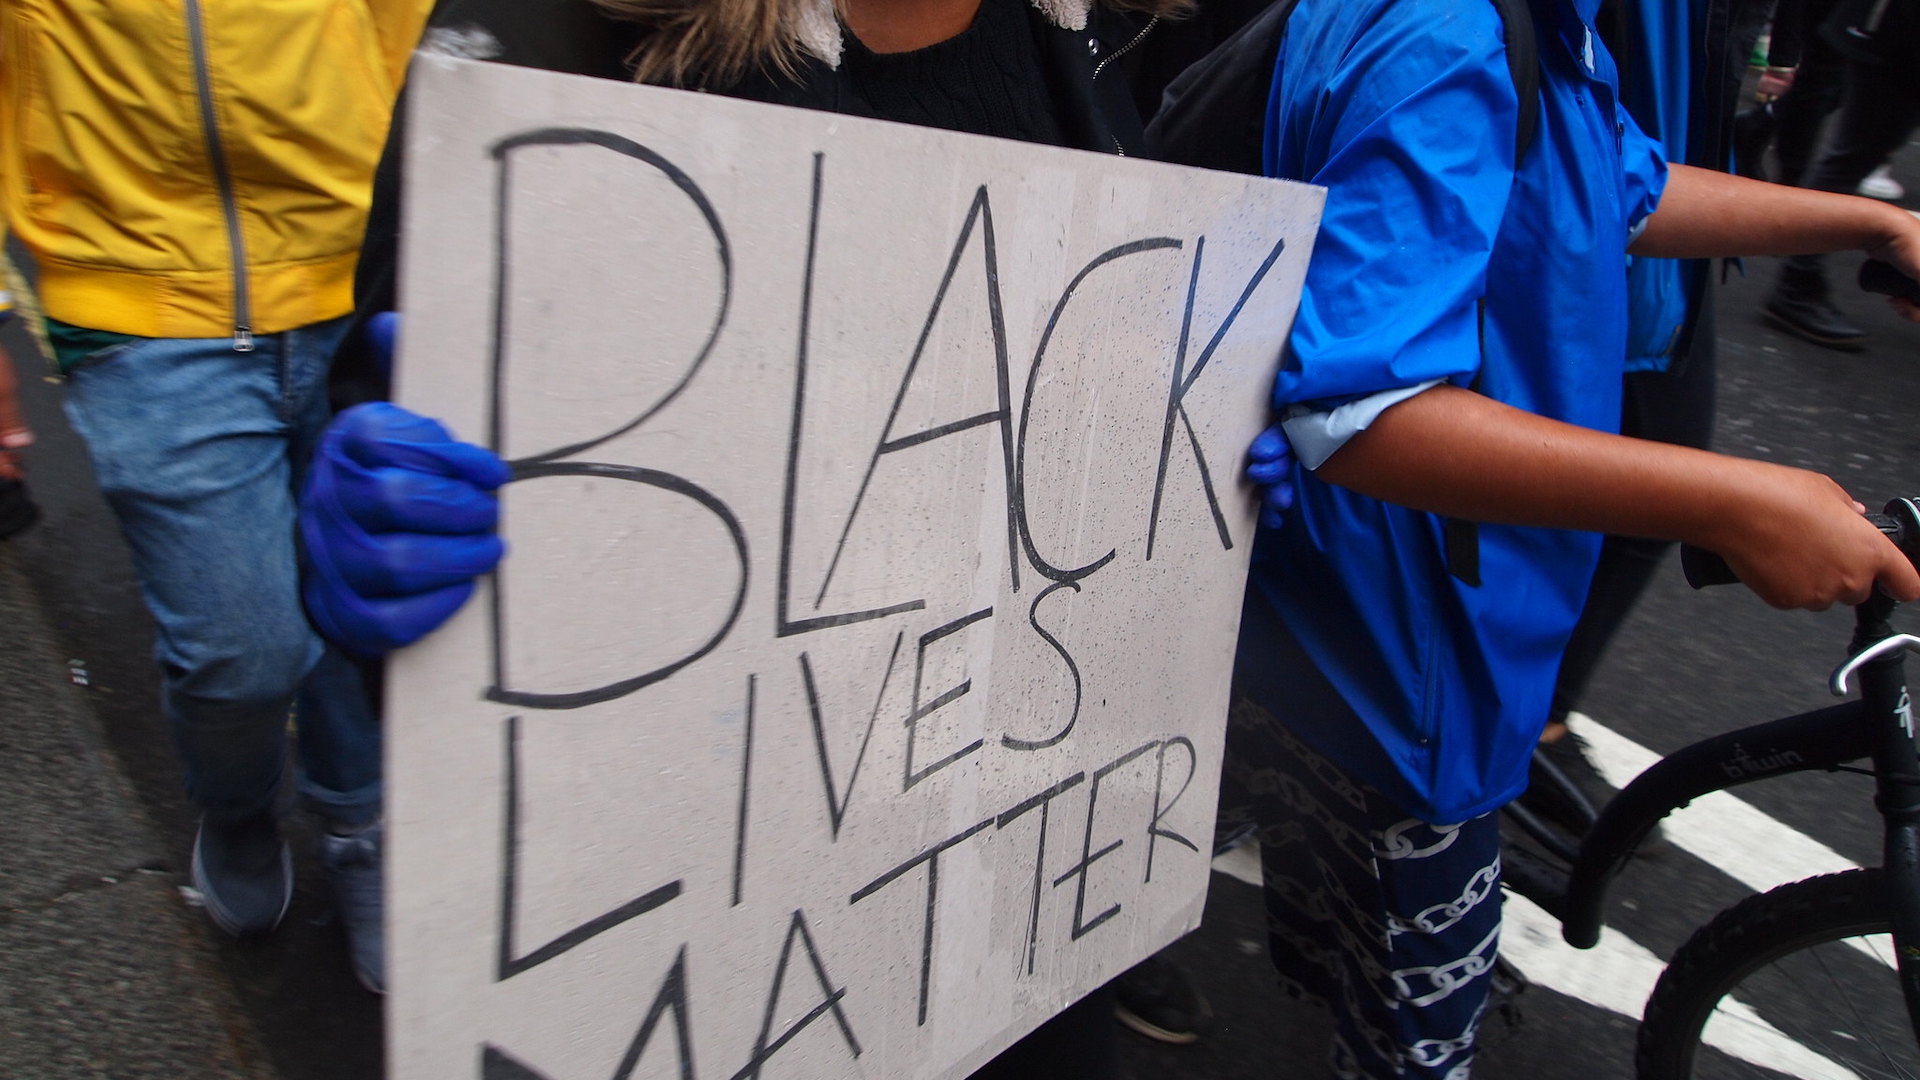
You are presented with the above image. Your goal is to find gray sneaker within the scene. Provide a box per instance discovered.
[191,814,292,937]
[320,821,384,994]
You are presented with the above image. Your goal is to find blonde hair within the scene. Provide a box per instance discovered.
[592,0,1193,88]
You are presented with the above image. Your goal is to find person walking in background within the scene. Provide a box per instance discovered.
[0,0,430,992]
[1732,0,1846,187]
[1734,0,1906,199]
[1761,0,1920,349]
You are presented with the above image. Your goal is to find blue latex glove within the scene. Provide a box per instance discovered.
[1245,424,1297,530]
[365,310,400,384]
[299,401,511,654]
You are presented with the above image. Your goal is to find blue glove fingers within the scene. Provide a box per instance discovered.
[335,531,506,597]
[366,311,399,383]
[1247,423,1297,531]
[300,404,506,654]
[1246,459,1293,485]
[336,464,501,535]
[304,575,476,655]
[332,402,512,490]
[1248,426,1292,466]
[308,444,503,595]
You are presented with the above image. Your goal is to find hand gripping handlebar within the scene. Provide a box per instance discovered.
[1681,497,1920,590]
[1861,259,1920,305]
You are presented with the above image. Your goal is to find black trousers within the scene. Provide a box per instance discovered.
[1549,324,1718,722]
[1769,26,1848,187]
[1777,53,1920,295]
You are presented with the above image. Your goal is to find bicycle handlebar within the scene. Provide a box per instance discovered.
[1861,259,1920,305]
[1682,497,1920,590]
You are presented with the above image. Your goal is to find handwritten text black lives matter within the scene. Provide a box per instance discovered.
[451,126,1287,1080]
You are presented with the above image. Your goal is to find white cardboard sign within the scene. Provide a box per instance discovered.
[387,54,1322,1080]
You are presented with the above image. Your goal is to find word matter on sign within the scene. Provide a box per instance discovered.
[386,54,1322,1080]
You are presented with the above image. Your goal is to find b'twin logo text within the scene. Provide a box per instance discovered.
[1720,743,1806,781]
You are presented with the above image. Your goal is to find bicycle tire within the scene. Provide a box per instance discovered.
[1637,868,1917,1080]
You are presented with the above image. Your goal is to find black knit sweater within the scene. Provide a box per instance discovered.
[838,0,1065,144]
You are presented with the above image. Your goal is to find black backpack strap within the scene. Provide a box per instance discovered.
[1147,0,1540,171]
[1142,0,1305,174]
[1489,0,1542,162]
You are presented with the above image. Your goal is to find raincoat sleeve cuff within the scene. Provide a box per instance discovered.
[1280,379,1444,471]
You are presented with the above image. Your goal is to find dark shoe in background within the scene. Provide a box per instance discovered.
[191,813,293,937]
[1763,292,1868,351]
[1114,954,1213,1045]
[0,477,39,539]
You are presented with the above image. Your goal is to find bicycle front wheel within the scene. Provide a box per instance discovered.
[1638,869,1918,1080]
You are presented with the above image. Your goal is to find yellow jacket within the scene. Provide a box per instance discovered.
[0,0,429,343]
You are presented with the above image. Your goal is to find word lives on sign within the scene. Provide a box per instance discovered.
[387,54,1323,1080]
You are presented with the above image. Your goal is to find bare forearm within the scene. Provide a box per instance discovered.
[1316,385,1757,542]
[1314,386,1920,608]
[1630,163,1913,260]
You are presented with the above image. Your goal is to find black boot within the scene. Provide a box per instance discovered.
[1764,261,1866,351]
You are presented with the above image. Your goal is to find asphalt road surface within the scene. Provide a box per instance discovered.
[1,146,1915,1080]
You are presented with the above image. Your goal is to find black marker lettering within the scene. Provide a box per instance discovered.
[485,130,740,709]
[1014,238,1182,584]
[497,716,682,981]
[730,911,863,1080]
[608,948,698,1080]
[1052,741,1158,941]
[1145,737,1200,882]
[994,773,1086,975]
[1146,235,1288,560]
[732,675,756,907]
[778,153,929,637]
[903,608,992,791]
[814,185,1023,605]
[487,129,729,464]
[480,1045,549,1080]
[800,633,904,838]
[1002,582,1082,751]
[489,462,748,710]
[850,817,996,1024]
[480,946,695,1080]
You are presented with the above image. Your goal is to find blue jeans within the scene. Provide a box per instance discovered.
[61,318,380,826]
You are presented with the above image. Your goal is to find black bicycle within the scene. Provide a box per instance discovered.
[1504,493,1920,1079]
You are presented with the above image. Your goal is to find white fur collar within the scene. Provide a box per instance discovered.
[799,0,1095,67]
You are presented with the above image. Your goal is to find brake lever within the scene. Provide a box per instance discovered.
[1830,634,1920,697]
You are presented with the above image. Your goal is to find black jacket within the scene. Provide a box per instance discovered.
[332,0,1247,404]
[1821,0,1920,66]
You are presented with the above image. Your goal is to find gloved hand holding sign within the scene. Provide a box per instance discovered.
[298,314,510,654]
[1245,423,1297,529]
